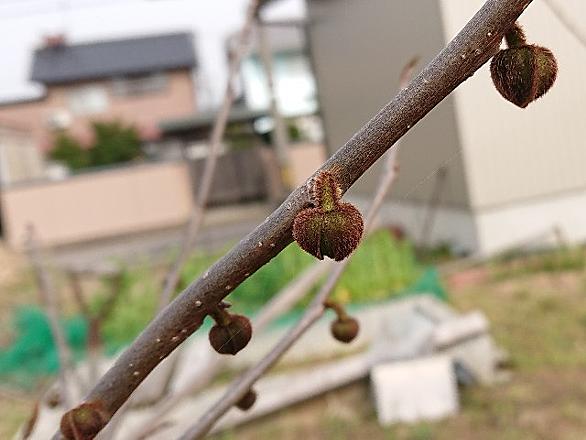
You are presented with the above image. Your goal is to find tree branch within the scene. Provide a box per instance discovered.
[157,0,261,311]
[25,226,79,408]
[55,1,534,437]
[128,259,332,439]
[179,56,418,440]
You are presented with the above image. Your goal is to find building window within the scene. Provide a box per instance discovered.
[111,73,168,97]
[68,86,109,115]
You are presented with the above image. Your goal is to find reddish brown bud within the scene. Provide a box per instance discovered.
[490,24,557,108]
[209,313,252,355]
[331,316,360,344]
[293,171,364,261]
[60,402,108,440]
[235,389,257,411]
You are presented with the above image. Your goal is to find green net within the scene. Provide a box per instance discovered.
[0,266,446,387]
[0,307,87,389]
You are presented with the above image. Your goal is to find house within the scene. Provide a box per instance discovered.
[0,32,197,150]
[238,24,318,117]
[306,0,586,256]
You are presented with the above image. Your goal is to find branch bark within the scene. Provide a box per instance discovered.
[128,260,332,439]
[157,0,260,311]
[55,1,535,437]
[179,56,417,440]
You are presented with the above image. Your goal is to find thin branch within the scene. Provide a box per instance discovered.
[179,56,418,440]
[544,0,586,48]
[257,18,291,191]
[69,271,122,387]
[55,1,534,437]
[157,0,261,311]
[25,226,77,408]
[128,260,332,439]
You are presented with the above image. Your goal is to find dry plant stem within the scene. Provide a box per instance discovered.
[55,1,533,437]
[69,272,122,387]
[128,260,332,439]
[179,56,417,440]
[257,19,291,189]
[544,0,586,48]
[26,228,77,408]
[157,0,260,311]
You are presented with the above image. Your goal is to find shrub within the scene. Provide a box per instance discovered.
[50,133,90,170]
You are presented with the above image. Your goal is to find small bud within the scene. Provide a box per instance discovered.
[209,313,252,355]
[235,389,257,411]
[293,171,364,261]
[60,402,108,440]
[331,316,360,343]
[490,23,557,108]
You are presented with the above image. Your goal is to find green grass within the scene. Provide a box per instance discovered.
[98,229,420,350]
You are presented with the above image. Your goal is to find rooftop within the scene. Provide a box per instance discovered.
[30,32,197,85]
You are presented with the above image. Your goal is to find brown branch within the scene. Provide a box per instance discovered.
[144,0,262,416]
[157,0,260,311]
[69,271,122,387]
[179,56,417,440]
[25,226,78,409]
[257,18,291,191]
[128,259,332,439]
[55,1,535,437]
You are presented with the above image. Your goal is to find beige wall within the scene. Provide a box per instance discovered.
[1,161,194,248]
[440,0,586,210]
[0,124,44,185]
[307,0,471,208]
[0,69,196,151]
[289,142,327,187]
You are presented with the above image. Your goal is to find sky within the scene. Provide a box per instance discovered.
[0,0,305,108]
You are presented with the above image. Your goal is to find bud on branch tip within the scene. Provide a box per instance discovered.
[490,22,558,108]
[293,171,364,261]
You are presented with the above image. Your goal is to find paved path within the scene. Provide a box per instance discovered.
[49,203,272,273]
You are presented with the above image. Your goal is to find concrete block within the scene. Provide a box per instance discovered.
[370,355,459,426]
[432,311,489,349]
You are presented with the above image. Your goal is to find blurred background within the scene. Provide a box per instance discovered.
[0,0,585,439]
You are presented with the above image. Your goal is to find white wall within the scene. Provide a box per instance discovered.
[439,0,586,209]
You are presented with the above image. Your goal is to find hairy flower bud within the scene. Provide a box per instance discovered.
[60,402,108,440]
[490,23,557,108]
[293,171,364,261]
[236,389,257,411]
[331,316,360,344]
[208,313,252,355]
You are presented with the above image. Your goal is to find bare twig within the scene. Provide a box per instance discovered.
[25,226,78,408]
[157,0,261,311]
[68,271,122,386]
[544,0,586,48]
[21,400,40,440]
[55,2,535,437]
[257,18,291,191]
[147,0,262,415]
[179,57,418,440]
[418,166,448,249]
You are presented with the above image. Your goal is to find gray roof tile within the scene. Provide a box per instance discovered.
[31,32,196,84]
